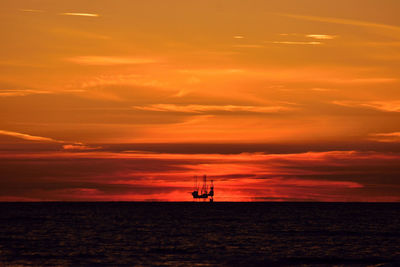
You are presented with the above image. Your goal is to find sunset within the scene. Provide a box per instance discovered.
[1,1,400,265]
[1,0,399,202]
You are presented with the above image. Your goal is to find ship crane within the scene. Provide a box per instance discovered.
[191,175,214,202]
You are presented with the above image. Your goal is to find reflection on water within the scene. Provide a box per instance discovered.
[0,203,399,266]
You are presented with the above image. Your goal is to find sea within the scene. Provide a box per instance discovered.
[0,202,399,266]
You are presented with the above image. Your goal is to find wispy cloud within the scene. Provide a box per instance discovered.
[20,9,44,13]
[0,130,99,150]
[233,44,264,48]
[19,10,99,17]
[325,78,396,84]
[271,41,322,45]
[369,132,400,142]
[278,13,400,33]
[311,88,334,92]
[333,100,400,112]
[67,56,158,66]
[263,178,363,189]
[62,144,101,150]
[0,89,86,97]
[60,13,99,17]
[178,68,245,75]
[0,89,52,97]
[78,74,167,90]
[0,130,59,142]
[306,34,338,40]
[279,33,338,40]
[132,104,293,114]
[179,67,396,84]
[171,88,195,98]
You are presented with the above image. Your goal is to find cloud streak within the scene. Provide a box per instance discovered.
[369,132,400,142]
[0,89,52,97]
[0,130,100,150]
[132,104,293,114]
[178,68,245,75]
[67,56,158,66]
[62,144,102,150]
[233,44,264,48]
[0,130,59,142]
[20,9,44,13]
[279,33,337,40]
[306,34,337,40]
[271,41,322,45]
[278,13,400,33]
[333,100,400,112]
[60,13,99,17]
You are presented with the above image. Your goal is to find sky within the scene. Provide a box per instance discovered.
[0,0,400,201]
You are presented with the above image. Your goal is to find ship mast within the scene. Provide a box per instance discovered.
[209,180,214,202]
[202,175,208,195]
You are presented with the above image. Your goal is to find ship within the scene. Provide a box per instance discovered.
[191,175,214,202]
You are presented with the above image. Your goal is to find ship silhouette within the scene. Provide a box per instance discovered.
[191,175,214,202]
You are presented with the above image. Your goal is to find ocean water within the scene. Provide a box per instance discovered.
[0,202,399,266]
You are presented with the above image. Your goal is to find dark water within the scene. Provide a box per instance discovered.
[0,203,399,266]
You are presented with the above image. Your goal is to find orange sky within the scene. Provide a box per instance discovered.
[1,0,400,201]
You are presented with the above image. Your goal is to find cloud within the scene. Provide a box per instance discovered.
[278,33,338,40]
[263,178,363,189]
[60,13,99,17]
[0,150,399,201]
[178,68,245,75]
[271,41,322,45]
[332,78,396,84]
[78,74,167,90]
[0,130,60,142]
[233,35,244,39]
[0,89,52,97]
[311,88,333,92]
[333,100,400,112]
[176,65,398,85]
[306,34,337,40]
[66,56,158,66]
[369,132,400,142]
[233,44,264,48]
[20,9,44,13]
[132,104,293,114]
[0,130,99,150]
[62,144,102,150]
[171,87,196,98]
[179,67,396,85]
[0,88,86,97]
[278,13,400,33]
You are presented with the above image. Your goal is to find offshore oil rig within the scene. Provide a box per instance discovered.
[191,175,214,202]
